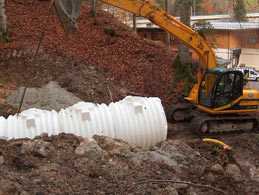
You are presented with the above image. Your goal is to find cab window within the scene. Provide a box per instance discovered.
[199,72,217,108]
[213,73,242,108]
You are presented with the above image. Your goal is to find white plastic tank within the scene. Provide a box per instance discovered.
[0,96,167,147]
[109,96,167,148]
[58,102,115,138]
[4,108,60,140]
[0,116,7,139]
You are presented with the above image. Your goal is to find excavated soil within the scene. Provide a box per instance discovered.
[0,1,259,195]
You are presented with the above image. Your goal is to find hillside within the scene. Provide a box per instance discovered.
[0,1,259,195]
[0,0,179,109]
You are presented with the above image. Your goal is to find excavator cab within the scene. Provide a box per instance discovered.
[199,68,243,109]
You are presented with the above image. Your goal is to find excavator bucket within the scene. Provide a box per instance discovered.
[52,0,83,32]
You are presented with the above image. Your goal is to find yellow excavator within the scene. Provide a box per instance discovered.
[52,0,259,136]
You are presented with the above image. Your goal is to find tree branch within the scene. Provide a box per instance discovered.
[11,0,28,5]
[107,86,113,102]
[18,0,54,114]
[124,179,226,194]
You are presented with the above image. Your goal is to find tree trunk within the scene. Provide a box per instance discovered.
[165,0,170,48]
[90,0,98,25]
[133,14,136,33]
[178,0,191,64]
[0,0,7,34]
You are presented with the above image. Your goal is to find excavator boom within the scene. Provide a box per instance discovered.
[53,0,217,71]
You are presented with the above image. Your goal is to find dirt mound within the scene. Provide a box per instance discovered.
[1,1,259,195]
[7,81,82,111]
[0,133,259,194]
[1,0,178,107]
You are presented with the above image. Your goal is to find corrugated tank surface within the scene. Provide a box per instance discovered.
[0,96,168,148]
[109,96,167,148]
[58,102,115,138]
[4,108,60,140]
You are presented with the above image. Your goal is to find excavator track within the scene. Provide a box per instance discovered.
[190,113,259,137]
[165,102,194,123]
[166,103,259,137]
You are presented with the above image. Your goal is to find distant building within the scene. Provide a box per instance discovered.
[125,13,259,69]
[207,21,259,69]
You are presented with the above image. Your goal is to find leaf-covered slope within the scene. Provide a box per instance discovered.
[1,0,178,105]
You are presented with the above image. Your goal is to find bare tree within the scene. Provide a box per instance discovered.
[0,0,7,34]
[90,0,98,25]
[178,0,191,64]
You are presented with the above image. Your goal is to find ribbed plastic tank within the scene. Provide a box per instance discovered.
[109,96,167,148]
[4,108,60,140]
[0,96,167,147]
[58,102,115,138]
[0,116,7,139]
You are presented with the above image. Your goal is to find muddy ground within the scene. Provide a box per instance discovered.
[0,0,258,194]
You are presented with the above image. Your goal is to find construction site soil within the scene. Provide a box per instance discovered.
[0,1,259,194]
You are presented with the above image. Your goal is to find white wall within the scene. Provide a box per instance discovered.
[239,48,259,70]
[213,48,259,70]
[213,48,232,61]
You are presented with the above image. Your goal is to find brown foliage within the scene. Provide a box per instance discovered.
[0,0,180,105]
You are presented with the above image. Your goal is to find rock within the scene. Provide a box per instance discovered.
[153,143,188,166]
[75,137,103,160]
[205,172,215,183]
[166,186,179,195]
[93,135,132,156]
[188,191,199,195]
[235,157,253,171]
[159,140,196,155]
[234,159,259,182]
[249,166,259,183]
[32,140,54,158]
[211,164,224,175]
[0,155,4,165]
[190,165,205,177]
[130,151,178,170]
[21,141,34,154]
[12,49,17,58]
[20,191,30,195]
[74,158,89,173]
[173,183,188,194]
[38,163,60,173]
[157,140,207,169]
[21,140,54,158]
[225,164,242,182]
[38,133,49,138]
